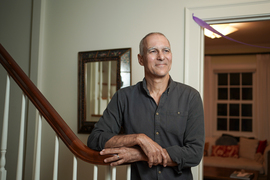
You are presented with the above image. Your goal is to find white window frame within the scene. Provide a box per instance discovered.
[211,64,257,137]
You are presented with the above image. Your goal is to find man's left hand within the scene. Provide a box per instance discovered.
[100,146,147,166]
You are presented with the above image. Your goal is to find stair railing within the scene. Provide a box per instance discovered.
[0,44,130,180]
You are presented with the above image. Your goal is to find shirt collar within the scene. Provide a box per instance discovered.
[142,76,176,95]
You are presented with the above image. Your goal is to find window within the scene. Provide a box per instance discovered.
[216,72,254,133]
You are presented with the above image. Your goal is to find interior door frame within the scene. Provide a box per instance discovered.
[184,1,270,179]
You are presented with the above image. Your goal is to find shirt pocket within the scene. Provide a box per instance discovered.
[166,111,188,135]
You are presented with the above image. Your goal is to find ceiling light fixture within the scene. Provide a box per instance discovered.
[204,24,238,39]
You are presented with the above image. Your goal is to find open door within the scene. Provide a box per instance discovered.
[184,2,270,180]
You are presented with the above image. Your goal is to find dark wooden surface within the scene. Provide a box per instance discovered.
[204,166,259,180]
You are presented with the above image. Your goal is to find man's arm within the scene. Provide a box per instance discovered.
[103,133,171,168]
[100,146,177,167]
[100,146,147,166]
[87,91,169,167]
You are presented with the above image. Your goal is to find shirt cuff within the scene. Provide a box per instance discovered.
[166,145,184,174]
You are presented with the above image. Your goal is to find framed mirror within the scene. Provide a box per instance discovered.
[78,48,131,133]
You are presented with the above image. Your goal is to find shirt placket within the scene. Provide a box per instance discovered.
[154,91,168,180]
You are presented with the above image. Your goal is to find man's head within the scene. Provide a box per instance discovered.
[139,32,170,56]
[138,32,172,79]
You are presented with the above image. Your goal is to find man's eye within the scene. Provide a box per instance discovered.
[150,50,157,53]
[164,49,170,53]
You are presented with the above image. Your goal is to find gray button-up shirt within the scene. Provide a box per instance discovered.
[88,77,205,180]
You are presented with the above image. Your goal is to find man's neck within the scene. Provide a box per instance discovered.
[145,75,170,105]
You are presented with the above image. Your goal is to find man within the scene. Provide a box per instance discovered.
[87,32,205,179]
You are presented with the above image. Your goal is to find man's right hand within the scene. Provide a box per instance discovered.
[136,134,168,168]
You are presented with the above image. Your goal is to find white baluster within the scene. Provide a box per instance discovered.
[126,165,131,180]
[105,166,111,180]
[53,135,59,180]
[34,113,42,180]
[93,165,98,180]
[0,74,10,180]
[111,167,116,180]
[72,156,77,180]
[16,94,26,180]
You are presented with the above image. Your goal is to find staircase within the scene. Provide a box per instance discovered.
[0,44,130,180]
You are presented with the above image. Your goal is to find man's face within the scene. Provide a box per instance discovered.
[138,34,172,79]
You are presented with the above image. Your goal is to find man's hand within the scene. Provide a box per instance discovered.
[136,134,168,168]
[100,146,147,166]
[103,133,175,168]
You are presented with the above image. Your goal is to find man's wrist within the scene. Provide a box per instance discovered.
[162,148,177,167]
[135,133,144,146]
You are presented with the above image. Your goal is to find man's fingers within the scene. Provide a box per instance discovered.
[158,154,163,165]
[148,162,153,168]
[148,155,154,168]
[143,143,164,167]
[100,148,119,155]
[103,154,126,166]
[110,158,125,166]
[147,149,163,167]
[162,152,167,167]
[104,154,120,163]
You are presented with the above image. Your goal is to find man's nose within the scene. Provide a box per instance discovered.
[157,52,165,60]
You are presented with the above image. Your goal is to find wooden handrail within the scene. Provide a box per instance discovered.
[0,44,110,165]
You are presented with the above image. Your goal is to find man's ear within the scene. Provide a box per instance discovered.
[138,54,144,66]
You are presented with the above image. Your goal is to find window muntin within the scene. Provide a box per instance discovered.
[216,72,253,132]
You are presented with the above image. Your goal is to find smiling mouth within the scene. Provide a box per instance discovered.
[156,64,166,66]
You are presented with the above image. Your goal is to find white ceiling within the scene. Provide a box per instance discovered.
[205,20,270,54]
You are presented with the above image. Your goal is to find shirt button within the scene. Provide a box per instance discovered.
[156,132,159,135]
[156,112,159,115]
[178,112,180,114]
[159,171,162,174]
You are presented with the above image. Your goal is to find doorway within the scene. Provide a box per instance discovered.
[184,3,270,180]
[204,20,270,138]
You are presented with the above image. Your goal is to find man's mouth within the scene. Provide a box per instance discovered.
[156,64,166,66]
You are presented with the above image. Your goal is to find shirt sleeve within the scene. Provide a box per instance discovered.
[87,91,123,151]
[165,92,205,174]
